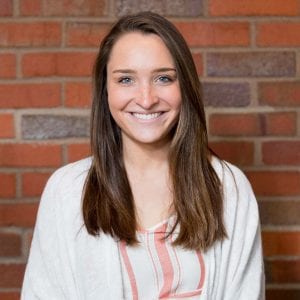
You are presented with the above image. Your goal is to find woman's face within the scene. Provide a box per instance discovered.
[106,32,182,148]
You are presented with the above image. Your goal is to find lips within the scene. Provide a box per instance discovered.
[131,112,163,120]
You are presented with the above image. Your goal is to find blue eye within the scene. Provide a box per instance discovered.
[157,76,173,83]
[118,77,133,84]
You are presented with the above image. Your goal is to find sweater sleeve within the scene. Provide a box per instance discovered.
[221,164,265,300]
[21,167,74,299]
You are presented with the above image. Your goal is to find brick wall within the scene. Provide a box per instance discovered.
[0,0,299,299]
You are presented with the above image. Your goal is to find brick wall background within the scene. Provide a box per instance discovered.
[0,0,299,299]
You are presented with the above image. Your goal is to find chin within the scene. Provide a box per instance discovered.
[121,125,176,147]
[130,133,173,147]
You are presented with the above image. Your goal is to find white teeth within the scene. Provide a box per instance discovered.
[132,112,161,120]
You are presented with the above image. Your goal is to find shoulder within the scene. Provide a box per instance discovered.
[211,156,259,222]
[37,157,92,222]
[211,156,253,196]
[208,158,264,298]
[45,157,92,194]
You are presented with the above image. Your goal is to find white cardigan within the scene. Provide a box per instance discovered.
[21,157,265,299]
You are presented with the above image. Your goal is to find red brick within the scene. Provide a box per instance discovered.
[21,52,56,77]
[257,23,300,47]
[55,52,96,77]
[65,82,92,108]
[0,113,14,138]
[24,230,33,257]
[266,260,300,283]
[259,201,300,226]
[209,0,299,16]
[209,114,260,136]
[209,112,296,137]
[192,53,203,76]
[209,141,254,166]
[0,292,20,300]
[266,289,300,300]
[0,203,38,227]
[0,264,25,288]
[263,112,296,136]
[246,171,300,196]
[263,231,300,256]
[67,143,90,163]
[44,0,106,16]
[0,232,22,256]
[0,83,61,108]
[0,144,62,167]
[0,54,16,78]
[20,0,42,16]
[259,81,300,106]
[0,0,13,16]
[263,141,300,165]
[22,172,51,197]
[0,22,61,47]
[66,22,111,47]
[22,52,96,77]
[175,21,250,47]
[0,173,15,198]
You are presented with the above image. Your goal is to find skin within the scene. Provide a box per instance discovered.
[107,32,181,148]
[106,32,182,228]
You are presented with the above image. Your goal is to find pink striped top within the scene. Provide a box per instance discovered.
[119,217,206,299]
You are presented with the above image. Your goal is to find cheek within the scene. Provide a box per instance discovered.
[107,86,129,111]
[160,85,182,108]
[173,85,182,108]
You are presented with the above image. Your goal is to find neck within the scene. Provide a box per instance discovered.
[122,137,170,174]
[122,136,174,227]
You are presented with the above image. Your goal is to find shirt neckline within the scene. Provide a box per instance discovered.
[137,215,176,234]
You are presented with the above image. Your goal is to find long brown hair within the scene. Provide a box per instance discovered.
[82,11,227,251]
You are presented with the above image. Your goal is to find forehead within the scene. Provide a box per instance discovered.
[107,32,175,69]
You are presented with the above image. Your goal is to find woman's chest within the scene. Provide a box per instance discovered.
[118,222,206,300]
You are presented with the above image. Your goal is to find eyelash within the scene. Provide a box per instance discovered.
[116,75,176,85]
[118,77,133,84]
[156,75,174,83]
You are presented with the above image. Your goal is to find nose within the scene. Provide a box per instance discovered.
[135,83,159,109]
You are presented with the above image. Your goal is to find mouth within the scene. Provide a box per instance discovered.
[131,112,163,120]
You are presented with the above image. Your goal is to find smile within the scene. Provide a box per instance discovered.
[131,112,162,120]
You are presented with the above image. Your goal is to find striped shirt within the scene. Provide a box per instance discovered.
[119,217,206,299]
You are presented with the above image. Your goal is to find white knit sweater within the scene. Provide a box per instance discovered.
[21,157,265,299]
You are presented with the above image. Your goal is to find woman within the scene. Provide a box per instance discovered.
[22,12,265,299]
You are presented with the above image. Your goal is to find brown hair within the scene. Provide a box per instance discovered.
[82,11,227,251]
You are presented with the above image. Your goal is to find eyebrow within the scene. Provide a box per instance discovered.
[112,67,176,74]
